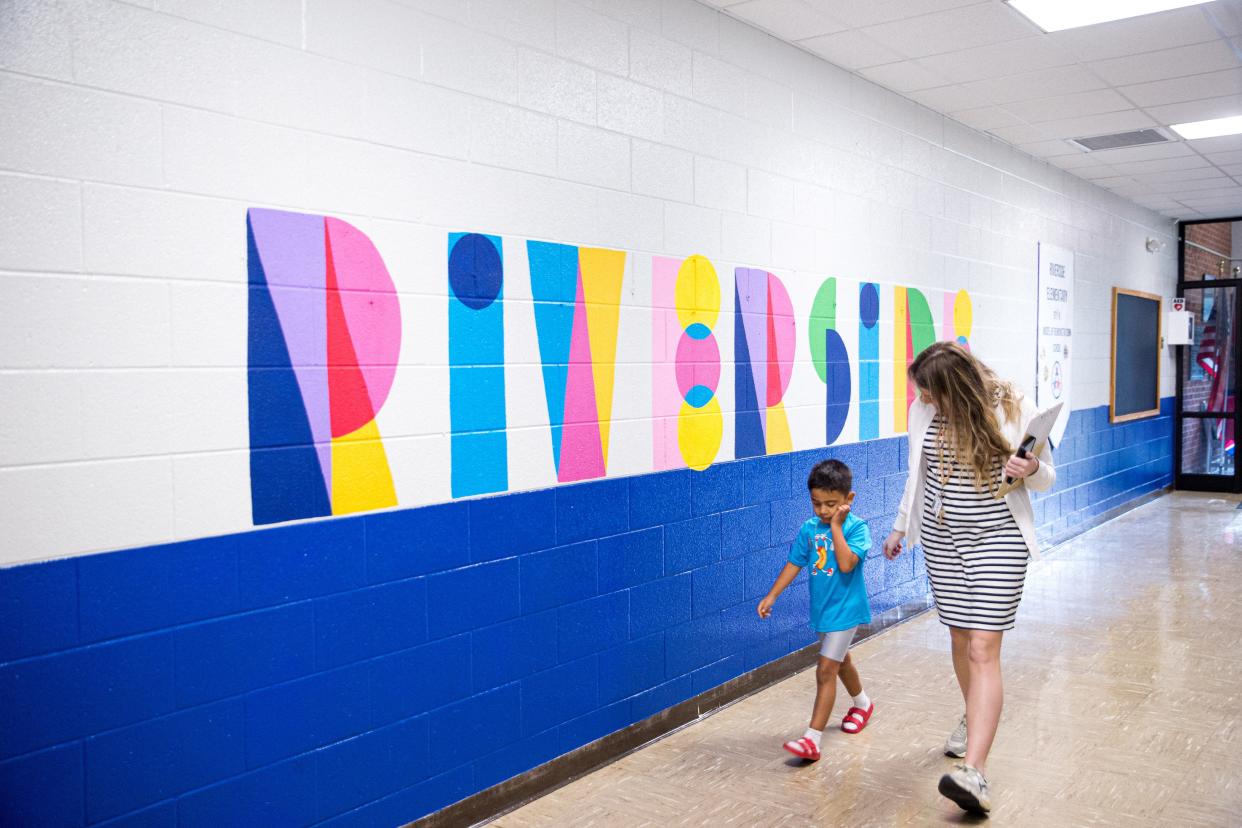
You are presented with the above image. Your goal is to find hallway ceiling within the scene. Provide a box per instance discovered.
[704,0,1242,220]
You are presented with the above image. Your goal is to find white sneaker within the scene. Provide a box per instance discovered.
[944,714,967,758]
[938,763,991,814]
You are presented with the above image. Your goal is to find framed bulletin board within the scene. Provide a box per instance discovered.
[1110,287,1162,423]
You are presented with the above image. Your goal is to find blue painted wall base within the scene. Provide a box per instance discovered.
[0,400,1174,827]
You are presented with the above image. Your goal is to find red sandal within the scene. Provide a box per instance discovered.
[841,702,874,734]
[782,736,821,761]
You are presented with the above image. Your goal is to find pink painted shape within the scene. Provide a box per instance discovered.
[652,257,684,470]
[559,277,605,482]
[736,268,768,436]
[247,208,331,496]
[943,292,954,341]
[675,331,721,398]
[324,218,402,419]
[766,274,795,405]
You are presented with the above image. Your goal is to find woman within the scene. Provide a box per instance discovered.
[882,342,1055,815]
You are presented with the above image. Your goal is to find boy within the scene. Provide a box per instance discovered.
[758,459,874,761]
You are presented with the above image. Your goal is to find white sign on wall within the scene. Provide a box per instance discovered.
[1037,243,1073,446]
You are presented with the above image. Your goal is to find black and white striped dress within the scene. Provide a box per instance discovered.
[921,415,1029,631]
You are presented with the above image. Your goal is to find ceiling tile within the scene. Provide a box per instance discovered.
[908,84,994,112]
[1205,149,1242,163]
[1002,89,1134,124]
[1145,94,1242,125]
[729,0,847,41]
[1088,39,1240,87]
[1070,165,1123,180]
[1046,6,1220,62]
[1186,133,1242,152]
[959,64,1107,105]
[916,36,1077,84]
[1106,155,1213,175]
[1014,138,1082,157]
[858,60,953,92]
[807,0,987,29]
[1082,140,1195,162]
[989,122,1060,144]
[798,29,905,69]
[860,3,1037,59]
[949,105,1027,130]
[1034,109,1159,137]
[1049,152,1109,169]
[1122,67,1242,108]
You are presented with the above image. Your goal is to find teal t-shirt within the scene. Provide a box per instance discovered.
[787,513,872,632]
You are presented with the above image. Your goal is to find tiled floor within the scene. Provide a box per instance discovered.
[492,492,1242,827]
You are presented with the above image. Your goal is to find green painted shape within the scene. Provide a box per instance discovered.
[908,288,936,358]
[808,278,837,383]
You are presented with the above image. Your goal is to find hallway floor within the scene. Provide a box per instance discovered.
[492,492,1242,827]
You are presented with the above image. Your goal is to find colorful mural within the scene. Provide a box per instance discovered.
[653,254,723,472]
[528,241,626,482]
[246,214,976,523]
[449,232,507,498]
[247,208,401,525]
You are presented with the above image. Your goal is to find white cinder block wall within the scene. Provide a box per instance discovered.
[0,0,1177,567]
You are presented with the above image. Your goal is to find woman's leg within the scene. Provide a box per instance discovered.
[950,626,971,702]
[810,656,842,731]
[963,629,1004,773]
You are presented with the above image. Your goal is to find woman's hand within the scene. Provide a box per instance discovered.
[1003,453,1040,480]
[757,595,776,619]
[882,530,905,560]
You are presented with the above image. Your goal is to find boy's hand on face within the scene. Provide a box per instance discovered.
[757,595,775,619]
[830,503,851,528]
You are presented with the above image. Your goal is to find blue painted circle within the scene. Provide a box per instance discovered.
[860,282,879,328]
[957,335,969,346]
[685,322,712,340]
[449,233,502,310]
[685,384,714,409]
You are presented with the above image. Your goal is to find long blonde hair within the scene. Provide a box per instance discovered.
[909,342,1019,490]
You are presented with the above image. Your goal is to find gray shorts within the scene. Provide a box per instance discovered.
[817,626,858,662]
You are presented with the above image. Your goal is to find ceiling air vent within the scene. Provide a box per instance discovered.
[1069,129,1170,152]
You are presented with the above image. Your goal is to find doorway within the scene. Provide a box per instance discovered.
[1177,219,1240,493]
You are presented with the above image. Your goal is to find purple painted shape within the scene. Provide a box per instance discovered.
[735,268,768,436]
[248,208,332,497]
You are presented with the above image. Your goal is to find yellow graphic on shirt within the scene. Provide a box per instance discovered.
[813,534,830,572]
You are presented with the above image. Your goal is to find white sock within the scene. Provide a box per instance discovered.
[803,727,823,748]
[852,691,871,709]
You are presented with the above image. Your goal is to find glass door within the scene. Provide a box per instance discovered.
[1177,282,1239,491]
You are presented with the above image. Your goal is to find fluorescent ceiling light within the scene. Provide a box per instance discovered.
[1170,116,1242,140]
[1007,0,1211,32]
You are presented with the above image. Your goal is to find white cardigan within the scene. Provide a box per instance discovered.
[894,395,1056,560]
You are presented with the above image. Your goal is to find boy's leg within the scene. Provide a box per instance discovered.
[809,656,841,731]
[837,650,863,697]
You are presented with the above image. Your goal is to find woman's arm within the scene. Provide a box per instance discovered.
[1013,396,1056,491]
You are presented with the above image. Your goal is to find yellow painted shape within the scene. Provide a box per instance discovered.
[953,289,973,340]
[331,419,397,515]
[765,402,793,455]
[674,254,719,332]
[678,395,722,472]
[580,247,626,465]
[894,286,908,433]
